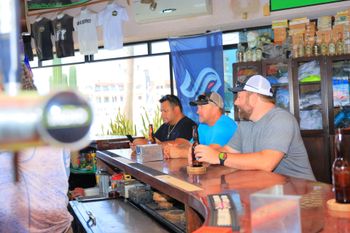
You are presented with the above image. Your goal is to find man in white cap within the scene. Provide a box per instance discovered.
[164,92,237,159]
[191,75,316,181]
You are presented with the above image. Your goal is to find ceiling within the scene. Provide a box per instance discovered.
[130,0,212,23]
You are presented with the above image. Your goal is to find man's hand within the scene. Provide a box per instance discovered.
[163,141,190,159]
[129,138,148,151]
[69,187,85,200]
[193,144,221,165]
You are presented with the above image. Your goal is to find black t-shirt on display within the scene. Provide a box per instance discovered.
[52,14,75,58]
[22,34,34,61]
[31,17,54,61]
[154,116,197,142]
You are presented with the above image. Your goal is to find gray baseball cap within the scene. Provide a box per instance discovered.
[189,92,224,109]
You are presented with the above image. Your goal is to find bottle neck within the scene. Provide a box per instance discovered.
[334,129,343,159]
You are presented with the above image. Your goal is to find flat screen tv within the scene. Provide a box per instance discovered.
[270,0,344,12]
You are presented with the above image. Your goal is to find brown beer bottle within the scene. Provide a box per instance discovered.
[332,128,350,203]
[191,125,202,167]
[148,124,156,144]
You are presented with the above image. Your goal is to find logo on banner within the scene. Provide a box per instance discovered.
[180,68,222,98]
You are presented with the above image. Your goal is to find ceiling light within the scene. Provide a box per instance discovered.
[162,8,176,13]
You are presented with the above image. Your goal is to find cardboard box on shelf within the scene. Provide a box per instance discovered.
[273,28,287,44]
[272,19,288,29]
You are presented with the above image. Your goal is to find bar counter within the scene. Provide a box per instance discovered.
[97,149,350,233]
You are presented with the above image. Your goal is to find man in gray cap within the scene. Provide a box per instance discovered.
[189,92,237,146]
[191,75,316,181]
[164,91,237,159]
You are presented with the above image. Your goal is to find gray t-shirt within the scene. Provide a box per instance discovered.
[228,107,316,181]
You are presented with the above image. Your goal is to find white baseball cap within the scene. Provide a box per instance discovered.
[229,75,273,97]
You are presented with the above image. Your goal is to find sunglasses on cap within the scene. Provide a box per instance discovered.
[197,93,219,106]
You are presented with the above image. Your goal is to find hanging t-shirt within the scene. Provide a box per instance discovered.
[22,34,34,61]
[73,9,98,55]
[31,17,54,61]
[52,14,75,58]
[98,3,128,50]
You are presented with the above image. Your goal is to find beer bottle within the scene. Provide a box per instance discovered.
[148,124,156,144]
[191,125,202,167]
[332,128,350,203]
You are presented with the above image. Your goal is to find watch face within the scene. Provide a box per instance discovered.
[219,152,227,160]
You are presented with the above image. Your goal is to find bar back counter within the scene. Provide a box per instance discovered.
[71,148,349,233]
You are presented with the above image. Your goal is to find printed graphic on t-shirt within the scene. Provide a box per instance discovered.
[52,14,75,58]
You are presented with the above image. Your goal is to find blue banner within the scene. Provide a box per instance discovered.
[169,31,224,123]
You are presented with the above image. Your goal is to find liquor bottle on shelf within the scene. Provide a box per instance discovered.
[344,31,350,54]
[236,43,244,63]
[297,35,305,57]
[191,125,202,167]
[328,34,336,56]
[256,41,263,61]
[305,36,313,57]
[148,124,156,144]
[320,34,328,56]
[336,32,344,55]
[332,128,350,204]
[314,36,320,56]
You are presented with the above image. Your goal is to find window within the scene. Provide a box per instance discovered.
[223,32,239,45]
[151,41,170,54]
[93,44,148,60]
[32,54,171,136]
[223,48,237,119]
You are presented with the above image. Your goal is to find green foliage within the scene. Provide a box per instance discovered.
[102,107,162,137]
[140,106,162,137]
[49,57,77,90]
[68,66,77,89]
[106,109,137,136]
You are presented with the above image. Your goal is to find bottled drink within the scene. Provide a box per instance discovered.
[297,35,305,57]
[314,36,320,56]
[332,128,350,203]
[236,43,244,63]
[305,36,313,57]
[148,124,156,144]
[256,47,263,61]
[320,34,328,56]
[344,31,350,54]
[336,32,344,55]
[191,125,202,167]
[245,49,252,62]
[328,34,336,56]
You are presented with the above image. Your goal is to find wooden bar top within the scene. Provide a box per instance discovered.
[97,149,350,233]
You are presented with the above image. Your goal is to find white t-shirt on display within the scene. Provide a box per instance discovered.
[98,3,128,50]
[74,9,99,55]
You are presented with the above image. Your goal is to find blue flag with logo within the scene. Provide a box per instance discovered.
[169,31,224,123]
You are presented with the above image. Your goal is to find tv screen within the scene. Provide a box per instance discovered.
[270,0,343,11]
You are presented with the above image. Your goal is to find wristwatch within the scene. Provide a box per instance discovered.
[218,152,227,166]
